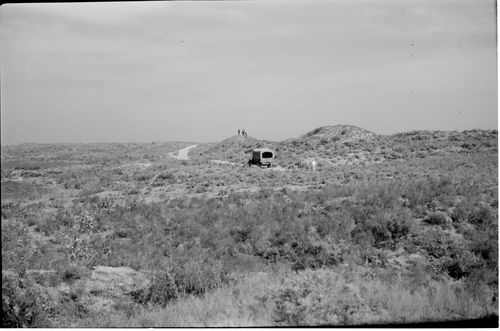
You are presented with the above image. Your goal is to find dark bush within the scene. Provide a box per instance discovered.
[292,239,345,271]
[156,171,177,184]
[57,264,89,285]
[415,231,483,279]
[172,252,227,296]
[424,211,451,226]
[439,249,482,279]
[134,173,152,182]
[468,205,495,226]
[386,208,412,241]
[451,204,469,223]
[114,228,133,238]
[131,271,178,307]
[351,225,374,246]
[370,208,412,248]
[467,229,498,267]
[2,273,52,327]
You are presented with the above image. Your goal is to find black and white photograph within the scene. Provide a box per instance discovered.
[1,0,498,327]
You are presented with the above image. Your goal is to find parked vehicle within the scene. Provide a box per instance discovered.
[248,148,275,168]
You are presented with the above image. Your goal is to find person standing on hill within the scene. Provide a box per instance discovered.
[238,129,241,136]
[311,159,317,172]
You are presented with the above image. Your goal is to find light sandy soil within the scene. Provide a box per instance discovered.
[168,145,198,160]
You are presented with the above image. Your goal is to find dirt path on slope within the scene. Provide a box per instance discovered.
[168,144,198,160]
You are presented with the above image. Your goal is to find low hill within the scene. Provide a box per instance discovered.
[190,126,497,169]
[297,125,377,144]
[191,135,273,164]
[271,125,382,167]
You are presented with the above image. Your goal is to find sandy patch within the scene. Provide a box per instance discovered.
[168,145,198,160]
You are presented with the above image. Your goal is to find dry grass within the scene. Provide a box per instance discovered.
[66,265,495,327]
[72,271,279,327]
[362,274,494,325]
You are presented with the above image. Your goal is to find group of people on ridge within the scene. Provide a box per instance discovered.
[237,129,248,137]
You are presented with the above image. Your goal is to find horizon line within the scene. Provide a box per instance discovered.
[1,126,497,146]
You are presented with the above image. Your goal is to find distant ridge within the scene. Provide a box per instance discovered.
[298,124,377,143]
[190,125,497,167]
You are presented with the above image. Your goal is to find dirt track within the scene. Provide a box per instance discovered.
[168,144,198,160]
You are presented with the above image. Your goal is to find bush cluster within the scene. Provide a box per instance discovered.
[424,211,451,227]
[131,271,178,307]
[414,231,484,279]
[272,268,369,326]
[2,160,496,320]
[2,272,52,327]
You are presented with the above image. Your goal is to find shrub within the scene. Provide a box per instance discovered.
[424,211,451,227]
[67,210,98,267]
[467,229,498,267]
[272,268,368,326]
[415,231,483,279]
[355,182,401,209]
[2,272,52,327]
[370,208,412,248]
[26,270,62,287]
[385,208,412,241]
[172,252,228,296]
[450,204,470,223]
[157,172,177,184]
[290,234,347,271]
[351,225,374,247]
[316,210,355,239]
[437,249,483,279]
[468,205,495,226]
[57,264,89,285]
[2,219,35,271]
[114,229,133,239]
[131,271,178,307]
[134,173,152,182]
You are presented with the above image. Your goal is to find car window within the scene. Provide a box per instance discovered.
[262,152,273,158]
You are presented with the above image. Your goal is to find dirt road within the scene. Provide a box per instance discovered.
[168,144,197,160]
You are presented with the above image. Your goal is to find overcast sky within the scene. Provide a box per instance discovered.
[0,0,497,144]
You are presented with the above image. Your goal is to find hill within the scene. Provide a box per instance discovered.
[270,125,381,167]
[191,135,274,164]
[189,125,497,169]
[297,124,377,144]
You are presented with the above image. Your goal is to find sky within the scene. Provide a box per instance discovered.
[0,0,497,144]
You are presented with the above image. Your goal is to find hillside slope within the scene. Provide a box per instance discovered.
[272,125,382,167]
[187,125,497,169]
[190,135,274,164]
[298,125,377,144]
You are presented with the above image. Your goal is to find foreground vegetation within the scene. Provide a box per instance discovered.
[1,129,498,327]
